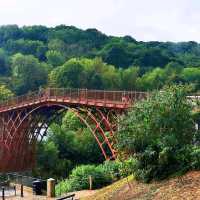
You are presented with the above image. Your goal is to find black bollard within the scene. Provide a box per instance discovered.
[21,184,24,197]
[14,185,16,196]
[2,187,5,200]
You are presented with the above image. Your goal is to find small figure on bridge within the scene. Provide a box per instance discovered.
[38,88,50,99]
[122,95,130,103]
[38,87,43,98]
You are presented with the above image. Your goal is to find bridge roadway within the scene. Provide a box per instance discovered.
[0,88,147,113]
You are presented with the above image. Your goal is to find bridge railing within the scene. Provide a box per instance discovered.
[47,88,148,102]
[0,88,148,110]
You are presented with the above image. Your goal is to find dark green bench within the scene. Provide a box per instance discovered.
[56,193,75,200]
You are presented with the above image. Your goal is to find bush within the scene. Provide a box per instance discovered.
[69,164,111,190]
[117,85,198,182]
[56,164,113,195]
[100,160,121,180]
[55,159,137,196]
[118,157,138,178]
[190,146,200,170]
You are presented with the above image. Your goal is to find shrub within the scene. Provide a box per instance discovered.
[56,164,113,195]
[117,85,197,182]
[118,157,138,178]
[100,160,121,180]
[55,179,73,196]
[55,159,138,196]
[190,146,200,170]
[69,164,111,190]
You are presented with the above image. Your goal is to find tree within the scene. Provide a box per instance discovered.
[163,61,184,84]
[0,25,22,44]
[49,58,86,88]
[0,49,10,75]
[11,53,48,94]
[46,50,65,67]
[62,111,83,131]
[5,39,46,60]
[22,25,49,42]
[120,66,139,90]
[102,65,121,89]
[181,67,200,90]
[133,48,171,68]
[36,141,72,178]
[35,110,104,178]
[84,28,108,48]
[102,43,133,68]
[117,85,196,181]
[0,85,14,101]
[48,39,66,53]
[137,68,165,90]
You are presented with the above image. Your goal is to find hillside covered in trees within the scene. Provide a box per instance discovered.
[0,25,200,98]
[0,25,200,195]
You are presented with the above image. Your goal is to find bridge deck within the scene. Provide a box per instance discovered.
[0,88,148,113]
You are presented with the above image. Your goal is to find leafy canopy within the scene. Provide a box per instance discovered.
[117,85,197,181]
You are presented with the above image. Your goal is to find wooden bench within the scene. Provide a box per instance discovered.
[56,193,75,200]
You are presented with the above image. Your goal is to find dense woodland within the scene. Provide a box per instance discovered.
[1,25,200,191]
[0,25,199,99]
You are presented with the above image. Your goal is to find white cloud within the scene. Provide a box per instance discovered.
[0,0,200,41]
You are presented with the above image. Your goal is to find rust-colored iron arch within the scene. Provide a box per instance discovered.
[0,103,117,172]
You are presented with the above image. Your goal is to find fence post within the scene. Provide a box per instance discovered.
[2,187,5,200]
[89,176,92,190]
[14,185,16,196]
[21,184,24,197]
[47,178,55,198]
[85,88,88,101]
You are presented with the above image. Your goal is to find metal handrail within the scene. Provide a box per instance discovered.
[0,88,149,110]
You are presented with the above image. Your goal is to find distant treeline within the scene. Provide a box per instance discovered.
[0,25,199,98]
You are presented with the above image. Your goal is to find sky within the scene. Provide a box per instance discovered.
[0,0,200,42]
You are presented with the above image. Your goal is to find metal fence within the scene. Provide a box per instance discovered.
[6,173,47,191]
[0,88,148,110]
[0,175,16,198]
[0,185,16,197]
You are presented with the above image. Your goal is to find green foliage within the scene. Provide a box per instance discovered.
[5,39,46,59]
[11,53,48,94]
[0,85,14,101]
[133,48,171,68]
[56,164,111,195]
[137,68,165,90]
[49,57,122,90]
[102,158,137,179]
[35,110,103,179]
[102,43,133,68]
[55,158,137,196]
[181,67,200,89]
[0,49,10,75]
[120,67,139,90]
[190,146,200,170]
[61,111,83,131]
[50,58,85,88]
[46,50,65,67]
[117,85,197,182]
[0,25,200,93]
[35,141,72,179]
[1,25,200,184]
